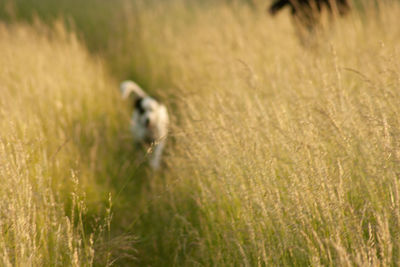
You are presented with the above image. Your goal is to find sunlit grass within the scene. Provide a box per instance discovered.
[0,22,136,265]
[1,0,400,266]
[117,1,400,265]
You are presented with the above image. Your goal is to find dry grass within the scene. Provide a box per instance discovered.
[0,21,135,266]
[1,0,400,266]
[117,1,400,265]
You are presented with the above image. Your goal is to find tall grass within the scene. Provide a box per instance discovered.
[0,22,136,265]
[115,1,400,265]
[0,0,382,80]
[2,0,400,266]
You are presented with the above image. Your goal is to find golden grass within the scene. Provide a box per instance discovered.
[0,21,136,265]
[2,0,400,265]
[116,1,400,265]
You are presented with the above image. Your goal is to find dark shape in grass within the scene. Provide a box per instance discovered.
[269,0,350,32]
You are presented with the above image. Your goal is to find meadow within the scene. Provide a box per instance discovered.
[1,0,400,266]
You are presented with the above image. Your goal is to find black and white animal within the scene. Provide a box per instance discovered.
[120,80,169,170]
[269,0,350,29]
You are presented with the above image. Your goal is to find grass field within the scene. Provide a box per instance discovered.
[1,0,400,266]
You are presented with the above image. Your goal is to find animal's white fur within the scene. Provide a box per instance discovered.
[120,80,169,170]
[120,80,147,99]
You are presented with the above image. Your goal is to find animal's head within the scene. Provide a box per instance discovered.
[134,97,163,129]
[120,80,169,141]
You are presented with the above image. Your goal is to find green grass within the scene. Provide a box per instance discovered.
[1,0,400,266]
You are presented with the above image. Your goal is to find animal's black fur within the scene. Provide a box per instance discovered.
[134,97,145,114]
[269,0,350,31]
[269,0,350,16]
